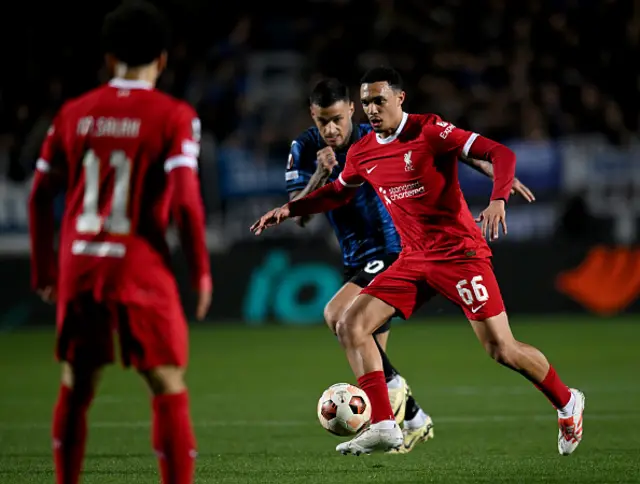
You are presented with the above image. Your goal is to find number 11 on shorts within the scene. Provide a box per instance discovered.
[456,275,489,309]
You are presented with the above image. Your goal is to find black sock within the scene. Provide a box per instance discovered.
[404,395,421,421]
[373,335,399,383]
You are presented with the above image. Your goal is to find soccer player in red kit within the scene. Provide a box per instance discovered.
[251,67,585,456]
[28,3,210,483]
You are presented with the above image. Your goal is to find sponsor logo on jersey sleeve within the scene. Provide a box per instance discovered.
[285,170,299,181]
[191,118,201,142]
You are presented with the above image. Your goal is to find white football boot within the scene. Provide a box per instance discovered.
[336,421,403,455]
[557,388,586,456]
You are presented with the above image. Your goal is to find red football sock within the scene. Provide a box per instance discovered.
[52,385,93,484]
[358,371,395,424]
[152,391,197,484]
[534,366,572,409]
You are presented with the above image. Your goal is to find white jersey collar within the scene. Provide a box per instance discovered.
[375,112,409,144]
[108,78,153,90]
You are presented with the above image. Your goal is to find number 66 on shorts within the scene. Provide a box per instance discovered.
[360,256,505,321]
[456,276,488,306]
[445,260,505,320]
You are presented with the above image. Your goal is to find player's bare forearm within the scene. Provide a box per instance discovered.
[288,178,358,217]
[28,171,58,290]
[298,165,332,198]
[460,157,494,178]
[289,192,312,227]
[461,154,536,203]
[290,166,332,226]
[252,175,357,236]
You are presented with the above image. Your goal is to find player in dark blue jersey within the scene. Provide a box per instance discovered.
[286,79,535,453]
[287,121,399,267]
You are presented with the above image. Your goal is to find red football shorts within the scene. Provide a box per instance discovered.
[360,253,505,321]
[55,292,188,370]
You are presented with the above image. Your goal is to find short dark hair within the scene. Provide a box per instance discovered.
[102,1,170,67]
[360,67,404,91]
[309,78,350,108]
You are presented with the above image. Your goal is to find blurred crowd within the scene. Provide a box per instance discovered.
[0,0,637,191]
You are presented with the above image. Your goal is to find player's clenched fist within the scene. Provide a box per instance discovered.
[250,203,291,235]
[317,147,338,172]
[475,199,507,242]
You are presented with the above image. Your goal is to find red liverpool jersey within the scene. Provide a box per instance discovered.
[29,78,210,305]
[337,113,508,260]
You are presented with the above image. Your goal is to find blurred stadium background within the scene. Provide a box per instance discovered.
[1,1,639,483]
[0,0,637,325]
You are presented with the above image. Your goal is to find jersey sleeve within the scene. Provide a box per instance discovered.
[164,103,201,173]
[423,117,479,159]
[165,103,211,290]
[338,149,364,187]
[285,136,314,193]
[30,112,67,290]
[36,115,64,175]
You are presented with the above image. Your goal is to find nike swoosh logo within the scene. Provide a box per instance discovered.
[403,435,420,450]
[471,303,486,313]
[366,165,377,174]
[403,423,433,450]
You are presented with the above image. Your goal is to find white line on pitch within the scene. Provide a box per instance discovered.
[2,385,638,405]
[0,413,637,430]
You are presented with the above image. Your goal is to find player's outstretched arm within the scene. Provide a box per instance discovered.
[289,175,359,216]
[459,157,536,202]
[289,191,313,228]
[28,164,64,303]
[250,204,291,235]
[169,166,212,320]
[251,176,359,236]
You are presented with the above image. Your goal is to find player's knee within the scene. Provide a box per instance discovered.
[323,302,344,334]
[60,361,103,396]
[335,315,367,348]
[334,318,352,346]
[141,365,186,395]
[58,362,101,408]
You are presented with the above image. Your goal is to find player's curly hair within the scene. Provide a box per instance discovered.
[360,67,404,91]
[102,0,170,67]
[309,78,351,108]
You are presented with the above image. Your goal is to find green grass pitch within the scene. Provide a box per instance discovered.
[1,316,639,483]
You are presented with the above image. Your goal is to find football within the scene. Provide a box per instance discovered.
[317,383,371,436]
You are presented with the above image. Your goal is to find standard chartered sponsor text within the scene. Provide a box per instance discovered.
[389,182,425,200]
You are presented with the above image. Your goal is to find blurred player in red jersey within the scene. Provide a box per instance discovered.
[28,2,211,483]
[252,67,585,456]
